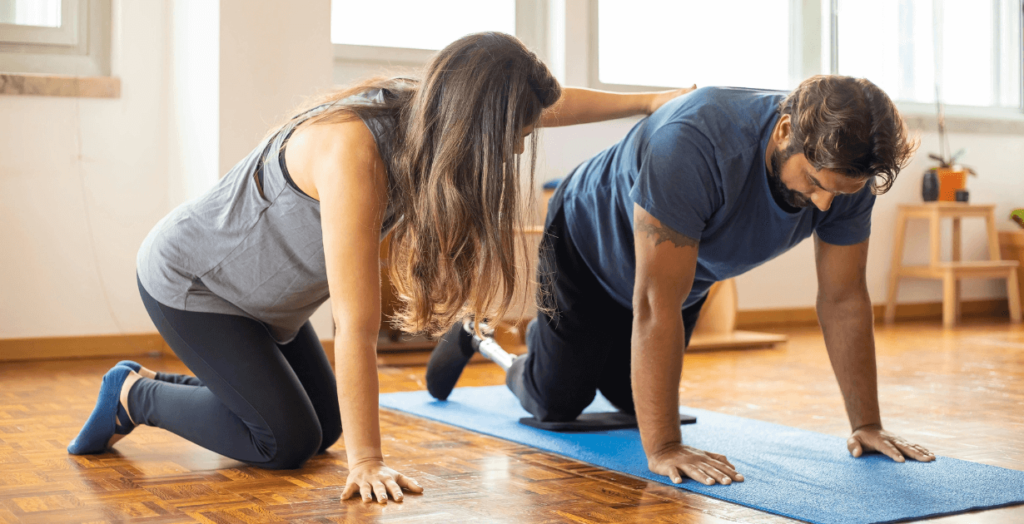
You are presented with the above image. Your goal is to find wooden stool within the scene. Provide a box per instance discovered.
[688,278,787,351]
[885,203,1022,328]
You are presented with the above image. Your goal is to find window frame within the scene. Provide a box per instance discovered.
[0,0,111,77]
[585,0,821,93]
[831,0,1024,128]
[0,0,76,46]
[332,0,546,68]
[582,0,1024,130]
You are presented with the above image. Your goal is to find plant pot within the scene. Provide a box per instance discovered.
[936,167,967,202]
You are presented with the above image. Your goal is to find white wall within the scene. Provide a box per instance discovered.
[167,0,219,205]
[0,0,335,341]
[218,0,333,177]
[0,0,169,339]
[2,3,1020,343]
[168,0,336,337]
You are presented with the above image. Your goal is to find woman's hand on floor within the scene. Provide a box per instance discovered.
[647,443,744,485]
[341,460,424,504]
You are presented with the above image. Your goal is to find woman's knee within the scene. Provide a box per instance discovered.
[261,419,323,470]
[317,420,341,454]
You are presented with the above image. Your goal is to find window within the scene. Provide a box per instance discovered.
[0,0,61,27]
[595,0,794,91]
[0,0,111,76]
[331,0,516,61]
[835,0,1022,109]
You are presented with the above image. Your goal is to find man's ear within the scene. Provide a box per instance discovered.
[775,113,792,143]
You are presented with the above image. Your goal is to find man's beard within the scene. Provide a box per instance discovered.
[768,147,812,211]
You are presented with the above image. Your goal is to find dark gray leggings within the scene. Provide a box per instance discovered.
[133,277,341,469]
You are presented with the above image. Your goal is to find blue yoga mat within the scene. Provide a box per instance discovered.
[379,385,1024,524]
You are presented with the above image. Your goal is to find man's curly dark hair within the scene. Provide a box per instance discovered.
[779,75,918,194]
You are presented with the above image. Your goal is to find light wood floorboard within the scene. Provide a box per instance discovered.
[1,320,1022,523]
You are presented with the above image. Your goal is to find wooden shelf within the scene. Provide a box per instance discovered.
[899,261,1020,279]
[0,73,120,98]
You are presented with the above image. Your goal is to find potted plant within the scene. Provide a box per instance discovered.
[923,96,976,202]
[999,209,1024,306]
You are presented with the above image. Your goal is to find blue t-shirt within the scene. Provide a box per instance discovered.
[561,87,875,309]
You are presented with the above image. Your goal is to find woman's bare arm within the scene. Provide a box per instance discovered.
[290,119,423,504]
[538,85,697,128]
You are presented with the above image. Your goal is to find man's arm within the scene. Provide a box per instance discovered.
[814,236,934,462]
[633,204,744,485]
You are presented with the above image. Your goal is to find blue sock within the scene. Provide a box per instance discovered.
[67,365,136,455]
[116,360,141,373]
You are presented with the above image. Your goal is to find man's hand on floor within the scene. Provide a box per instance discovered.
[648,443,745,485]
[847,424,935,462]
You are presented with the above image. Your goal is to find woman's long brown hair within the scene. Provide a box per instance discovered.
[299,32,561,335]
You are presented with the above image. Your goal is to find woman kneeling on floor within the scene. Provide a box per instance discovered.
[69,31,694,504]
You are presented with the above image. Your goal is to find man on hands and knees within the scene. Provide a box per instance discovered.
[428,76,934,485]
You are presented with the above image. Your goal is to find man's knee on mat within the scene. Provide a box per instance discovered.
[507,354,596,423]
[600,391,636,417]
[532,399,591,423]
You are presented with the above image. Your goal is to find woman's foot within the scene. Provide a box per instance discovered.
[110,370,142,446]
[67,365,141,455]
[116,360,157,379]
[118,359,203,386]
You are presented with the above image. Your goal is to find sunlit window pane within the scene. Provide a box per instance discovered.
[331,0,515,50]
[598,0,791,90]
[0,0,62,27]
[837,0,1021,108]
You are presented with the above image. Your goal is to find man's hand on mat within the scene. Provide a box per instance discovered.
[648,443,745,485]
[341,460,424,504]
[647,84,698,114]
[847,425,935,463]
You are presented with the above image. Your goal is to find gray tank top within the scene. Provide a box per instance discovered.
[137,89,400,343]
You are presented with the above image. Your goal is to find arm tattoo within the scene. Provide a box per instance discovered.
[634,217,699,249]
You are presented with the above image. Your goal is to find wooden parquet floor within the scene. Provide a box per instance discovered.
[1,320,1022,523]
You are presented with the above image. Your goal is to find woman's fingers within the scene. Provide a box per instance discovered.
[373,481,389,504]
[396,474,424,493]
[341,482,359,500]
[384,479,404,502]
[343,467,422,504]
